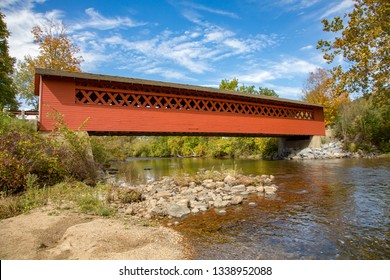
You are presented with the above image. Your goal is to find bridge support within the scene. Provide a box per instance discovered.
[278,129,334,156]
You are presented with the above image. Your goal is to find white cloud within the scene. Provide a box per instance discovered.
[72,8,146,31]
[300,45,313,51]
[273,57,317,74]
[268,84,302,98]
[239,71,276,84]
[321,0,355,18]
[101,22,276,77]
[3,4,64,60]
[0,0,45,9]
[227,57,319,96]
[183,2,239,19]
[278,0,320,9]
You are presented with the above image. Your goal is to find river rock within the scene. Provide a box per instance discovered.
[107,169,279,220]
[256,186,265,193]
[231,184,246,193]
[246,186,257,193]
[151,206,165,216]
[205,182,216,189]
[167,203,190,218]
[190,200,208,210]
[264,185,278,194]
[124,206,133,215]
[224,175,236,186]
[214,198,229,208]
[216,209,227,215]
[231,196,244,205]
[156,191,171,198]
[177,199,190,208]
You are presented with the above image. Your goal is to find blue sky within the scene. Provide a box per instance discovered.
[1,0,354,100]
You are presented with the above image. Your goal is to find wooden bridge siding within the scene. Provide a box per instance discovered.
[39,76,325,136]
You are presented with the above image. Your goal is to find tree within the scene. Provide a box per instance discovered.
[302,68,349,127]
[317,0,389,103]
[219,78,279,97]
[219,78,239,91]
[258,87,279,97]
[14,20,83,109]
[0,11,18,110]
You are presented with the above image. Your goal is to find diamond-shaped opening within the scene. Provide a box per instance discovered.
[189,100,196,109]
[89,92,98,103]
[198,101,205,110]
[138,96,146,106]
[237,104,242,112]
[102,93,111,103]
[127,96,134,104]
[115,95,123,104]
[222,103,228,111]
[75,90,84,101]
[215,103,221,111]
[149,96,156,105]
[179,99,186,108]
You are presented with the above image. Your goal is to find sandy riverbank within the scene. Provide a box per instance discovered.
[0,207,188,260]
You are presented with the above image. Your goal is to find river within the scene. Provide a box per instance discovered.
[112,157,390,259]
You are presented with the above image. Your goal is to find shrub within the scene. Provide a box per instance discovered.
[335,97,390,152]
[0,111,98,194]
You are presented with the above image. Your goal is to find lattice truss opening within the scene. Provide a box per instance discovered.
[75,81,314,120]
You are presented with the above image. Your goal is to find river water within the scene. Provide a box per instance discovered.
[112,157,390,259]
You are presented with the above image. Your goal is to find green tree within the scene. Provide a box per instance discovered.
[219,78,279,97]
[0,11,17,110]
[302,68,349,126]
[219,78,239,91]
[14,20,83,109]
[317,0,389,103]
[258,87,279,97]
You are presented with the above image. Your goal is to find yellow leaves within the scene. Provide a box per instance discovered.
[302,68,350,127]
[317,0,389,98]
[30,21,83,72]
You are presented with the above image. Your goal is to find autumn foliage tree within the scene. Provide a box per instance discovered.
[14,20,83,109]
[317,0,389,103]
[317,0,389,151]
[302,68,349,127]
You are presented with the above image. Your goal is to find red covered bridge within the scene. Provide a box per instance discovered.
[34,68,325,137]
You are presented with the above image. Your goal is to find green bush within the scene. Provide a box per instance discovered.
[335,97,390,152]
[0,112,98,194]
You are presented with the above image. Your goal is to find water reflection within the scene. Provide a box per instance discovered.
[112,157,390,259]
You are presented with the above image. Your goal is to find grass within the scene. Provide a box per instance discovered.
[0,180,115,220]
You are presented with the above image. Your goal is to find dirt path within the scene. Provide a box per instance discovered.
[0,208,187,260]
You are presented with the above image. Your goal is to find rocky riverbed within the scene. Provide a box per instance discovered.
[283,141,377,160]
[107,170,278,220]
